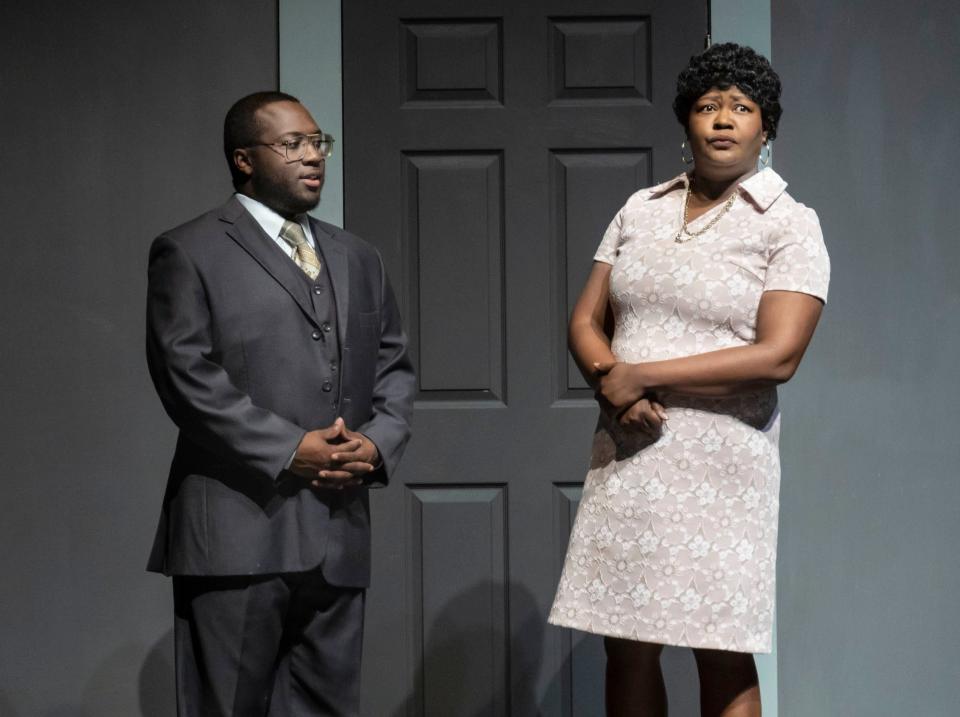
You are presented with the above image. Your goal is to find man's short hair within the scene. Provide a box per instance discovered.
[223,91,301,189]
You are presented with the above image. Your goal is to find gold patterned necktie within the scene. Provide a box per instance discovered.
[279,220,322,280]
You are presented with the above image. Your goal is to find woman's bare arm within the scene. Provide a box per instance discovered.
[569,262,618,390]
[570,262,668,430]
[595,290,824,409]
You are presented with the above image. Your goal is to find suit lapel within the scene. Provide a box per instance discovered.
[311,218,349,346]
[218,197,320,328]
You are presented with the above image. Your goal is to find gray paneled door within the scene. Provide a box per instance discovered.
[343,2,705,714]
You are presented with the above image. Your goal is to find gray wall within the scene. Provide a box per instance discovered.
[773,1,960,714]
[0,2,277,714]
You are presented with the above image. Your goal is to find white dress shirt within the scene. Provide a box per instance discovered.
[235,192,317,259]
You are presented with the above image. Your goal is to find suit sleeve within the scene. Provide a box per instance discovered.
[146,235,305,481]
[356,251,416,485]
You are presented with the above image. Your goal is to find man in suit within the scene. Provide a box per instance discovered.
[145,91,416,716]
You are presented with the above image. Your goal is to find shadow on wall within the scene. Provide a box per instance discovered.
[73,630,174,717]
[552,633,701,716]
[138,629,175,717]
[389,581,542,716]
[385,580,701,716]
[551,611,699,715]
[0,692,20,717]
[0,631,173,717]
[64,597,699,716]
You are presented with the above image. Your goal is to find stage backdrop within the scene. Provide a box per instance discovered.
[0,1,277,715]
[1,1,957,716]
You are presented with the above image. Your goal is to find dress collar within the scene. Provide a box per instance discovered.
[649,167,788,212]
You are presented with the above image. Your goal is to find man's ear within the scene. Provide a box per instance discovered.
[233,148,254,180]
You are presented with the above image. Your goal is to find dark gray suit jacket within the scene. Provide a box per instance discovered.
[145,196,415,587]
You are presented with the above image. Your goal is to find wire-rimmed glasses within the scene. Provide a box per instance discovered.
[247,132,335,162]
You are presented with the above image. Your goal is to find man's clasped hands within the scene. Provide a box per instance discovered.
[290,417,380,489]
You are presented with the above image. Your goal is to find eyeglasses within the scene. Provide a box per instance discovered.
[247,132,335,162]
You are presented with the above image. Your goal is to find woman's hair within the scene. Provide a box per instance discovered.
[672,43,782,141]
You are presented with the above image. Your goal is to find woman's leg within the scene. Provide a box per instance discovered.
[692,648,761,717]
[604,637,667,717]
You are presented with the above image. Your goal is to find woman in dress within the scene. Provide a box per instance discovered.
[548,43,830,716]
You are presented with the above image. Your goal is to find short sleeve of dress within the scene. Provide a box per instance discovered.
[764,206,831,304]
[593,207,625,265]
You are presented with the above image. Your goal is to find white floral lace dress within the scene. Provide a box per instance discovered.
[548,168,830,653]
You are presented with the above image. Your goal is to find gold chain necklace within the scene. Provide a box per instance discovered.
[674,182,738,243]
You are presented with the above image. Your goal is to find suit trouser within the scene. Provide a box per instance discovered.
[173,569,364,717]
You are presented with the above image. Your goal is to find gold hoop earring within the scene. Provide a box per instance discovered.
[681,140,694,165]
[759,141,772,168]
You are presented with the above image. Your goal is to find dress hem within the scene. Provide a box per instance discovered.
[546,615,771,655]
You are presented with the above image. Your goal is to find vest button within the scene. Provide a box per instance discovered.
[313,285,323,295]
[311,330,321,341]
[322,322,332,333]
[322,381,333,392]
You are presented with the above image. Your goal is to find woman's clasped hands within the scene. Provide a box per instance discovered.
[593,361,668,436]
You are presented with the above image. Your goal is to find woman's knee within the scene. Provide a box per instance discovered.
[604,637,664,666]
[692,647,757,680]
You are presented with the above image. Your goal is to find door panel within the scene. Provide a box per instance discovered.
[344,3,706,714]
[402,151,506,401]
[550,148,653,397]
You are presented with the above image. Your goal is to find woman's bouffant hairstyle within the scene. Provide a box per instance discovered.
[672,43,782,141]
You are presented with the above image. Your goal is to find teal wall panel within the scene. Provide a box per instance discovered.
[280,0,343,227]
[712,0,771,58]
